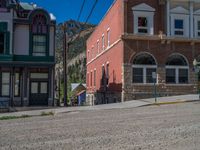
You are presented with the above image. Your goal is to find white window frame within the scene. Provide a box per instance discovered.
[132,3,155,35]
[170,6,189,37]
[133,12,154,35]
[91,46,94,60]
[132,65,157,84]
[194,15,200,38]
[102,34,105,51]
[97,40,99,54]
[94,68,96,87]
[166,66,189,84]
[107,28,110,47]
[87,50,90,61]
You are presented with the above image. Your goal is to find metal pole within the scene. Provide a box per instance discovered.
[63,24,67,106]
[154,79,157,103]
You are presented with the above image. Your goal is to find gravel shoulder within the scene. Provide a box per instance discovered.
[0,102,200,150]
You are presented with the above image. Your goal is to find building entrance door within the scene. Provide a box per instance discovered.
[29,81,48,106]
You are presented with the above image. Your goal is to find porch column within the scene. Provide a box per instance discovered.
[48,67,54,106]
[190,2,194,38]
[10,68,14,107]
[166,0,170,37]
[23,67,28,106]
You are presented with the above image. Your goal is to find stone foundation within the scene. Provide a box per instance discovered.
[123,63,198,101]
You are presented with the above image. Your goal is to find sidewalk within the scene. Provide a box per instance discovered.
[0,94,199,118]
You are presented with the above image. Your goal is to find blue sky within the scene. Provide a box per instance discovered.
[21,0,114,24]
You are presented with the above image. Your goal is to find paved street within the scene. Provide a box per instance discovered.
[0,102,200,150]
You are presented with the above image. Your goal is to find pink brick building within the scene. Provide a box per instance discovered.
[86,0,200,105]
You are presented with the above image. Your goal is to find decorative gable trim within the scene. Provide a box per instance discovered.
[170,6,189,14]
[132,3,155,12]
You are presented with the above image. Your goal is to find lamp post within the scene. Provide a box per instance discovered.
[152,72,157,103]
[193,59,200,100]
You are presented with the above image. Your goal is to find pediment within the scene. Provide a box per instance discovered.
[170,6,189,14]
[132,3,155,12]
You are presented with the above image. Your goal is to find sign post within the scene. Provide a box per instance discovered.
[193,59,200,100]
[152,72,157,103]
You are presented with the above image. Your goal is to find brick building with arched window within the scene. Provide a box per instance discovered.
[86,0,200,105]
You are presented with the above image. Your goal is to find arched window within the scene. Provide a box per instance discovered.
[0,0,7,8]
[132,53,157,83]
[31,14,48,56]
[166,54,189,84]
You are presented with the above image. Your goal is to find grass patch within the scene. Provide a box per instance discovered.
[40,111,54,116]
[0,115,31,120]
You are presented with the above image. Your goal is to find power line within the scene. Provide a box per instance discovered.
[84,0,98,24]
[77,0,86,21]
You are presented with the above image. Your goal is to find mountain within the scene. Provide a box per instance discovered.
[56,20,95,96]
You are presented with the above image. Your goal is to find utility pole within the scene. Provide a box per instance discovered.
[63,23,68,106]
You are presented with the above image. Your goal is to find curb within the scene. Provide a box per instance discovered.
[148,99,199,106]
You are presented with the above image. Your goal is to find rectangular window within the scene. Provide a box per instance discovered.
[94,70,96,87]
[166,69,176,83]
[102,35,105,51]
[0,33,4,54]
[30,73,48,79]
[138,17,148,33]
[133,68,143,83]
[40,82,48,94]
[179,69,188,84]
[1,72,10,96]
[174,19,184,35]
[33,35,46,56]
[107,30,110,47]
[14,73,20,97]
[106,64,109,85]
[87,51,90,61]
[101,66,105,85]
[90,72,92,87]
[97,41,99,54]
[197,21,200,37]
[146,68,156,83]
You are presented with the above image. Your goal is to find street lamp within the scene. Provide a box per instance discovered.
[193,59,200,100]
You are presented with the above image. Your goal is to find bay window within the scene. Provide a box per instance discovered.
[31,14,48,56]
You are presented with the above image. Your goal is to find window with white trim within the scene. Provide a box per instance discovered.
[102,34,105,51]
[132,53,157,83]
[132,3,155,35]
[88,50,90,61]
[94,69,96,87]
[194,15,200,38]
[32,13,48,56]
[1,72,10,97]
[107,29,110,47]
[174,19,184,36]
[166,54,189,84]
[97,40,99,54]
[170,7,189,37]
